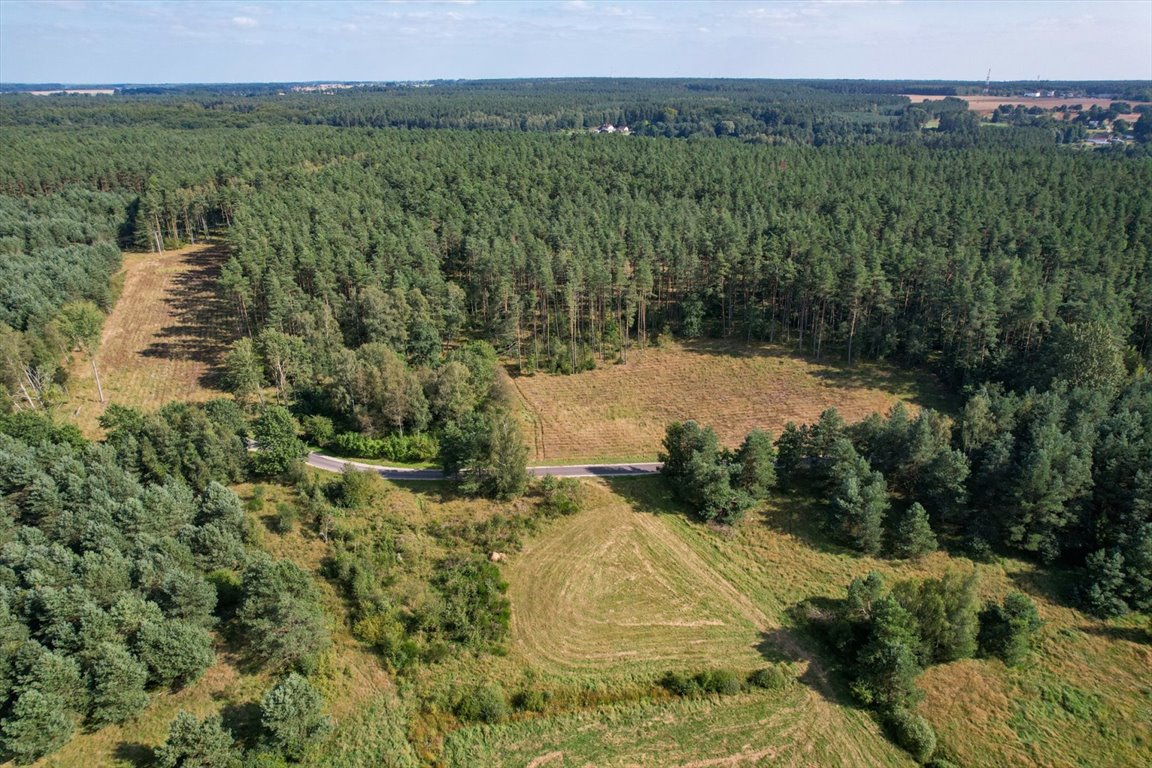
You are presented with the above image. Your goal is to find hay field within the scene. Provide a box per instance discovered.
[62,241,235,437]
[505,482,769,680]
[507,341,947,463]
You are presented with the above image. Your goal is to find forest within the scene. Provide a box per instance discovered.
[1,79,1150,766]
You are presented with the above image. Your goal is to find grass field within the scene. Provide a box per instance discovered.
[61,241,235,437]
[507,340,949,463]
[31,475,1149,768]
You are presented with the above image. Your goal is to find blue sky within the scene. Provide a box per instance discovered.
[1,0,1150,84]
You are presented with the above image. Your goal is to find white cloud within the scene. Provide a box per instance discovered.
[232,16,258,28]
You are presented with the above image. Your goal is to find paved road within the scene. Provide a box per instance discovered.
[306,452,661,481]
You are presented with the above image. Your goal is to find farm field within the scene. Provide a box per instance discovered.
[903,93,1149,119]
[507,341,949,463]
[60,241,234,437]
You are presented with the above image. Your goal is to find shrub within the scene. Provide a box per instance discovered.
[332,432,438,463]
[537,475,585,517]
[272,503,298,534]
[454,684,509,723]
[747,664,795,691]
[511,688,552,712]
[978,592,1042,666]
[659,671,700,697]
[884,707,937,764]
[301,415,335,448]
[697,668,743,695]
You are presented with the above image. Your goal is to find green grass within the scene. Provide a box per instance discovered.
[442,689,914,767]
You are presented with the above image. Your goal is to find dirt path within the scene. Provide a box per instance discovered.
[63,241,235,436]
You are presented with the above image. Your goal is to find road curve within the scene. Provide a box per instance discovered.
[306,452,662,481]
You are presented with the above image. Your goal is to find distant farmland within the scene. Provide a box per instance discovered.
[507,341,948,463]
[904,93,1149,119]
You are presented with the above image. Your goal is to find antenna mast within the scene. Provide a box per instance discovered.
[983,68,991,95]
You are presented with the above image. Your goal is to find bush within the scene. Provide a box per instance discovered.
[978,592,1042,666]
[697,668,742,695]
[884,707,937,764]
[747,664,795,691]
[454,684,509,723]
[272,503,298,534]
[659,671,700,697]
[660,669,743,697]
[301,415,335,448]
[537,475,585,516]
[332,432,438,463]
[511,688,552,712]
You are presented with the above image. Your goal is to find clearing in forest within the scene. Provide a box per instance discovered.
[507,340,948,463]
[62,241,235,436]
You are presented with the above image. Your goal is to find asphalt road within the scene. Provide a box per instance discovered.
[306,452,662,480]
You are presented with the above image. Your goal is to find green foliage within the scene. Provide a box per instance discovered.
[891,503,938,559]
[659,421,754,525]
[430,558,510,650]
[0,690,74,765]
[250,406,307,477]
[454,684,509,724]
[259,673,332,761]
[0,415,244,760]
[827,439,888,555]
[747,664,795,691]
[136,620,215,689]
[660,669,744,697]
[300,414,335,448]
[440,410,528,500]
[331,432,438,463]
[536,475,585,517]
[336,467,388,509]
[236,558,330,672]
[735,428,776,498]
[893,571,979,665]
[87,642,149,726]
[884,707,938,764]
[978,592,1043,666]
[154,711,241,768]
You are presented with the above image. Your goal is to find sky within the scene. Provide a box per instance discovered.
[1,0,1150,84]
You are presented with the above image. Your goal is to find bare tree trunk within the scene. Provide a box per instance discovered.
[89,352,105,404]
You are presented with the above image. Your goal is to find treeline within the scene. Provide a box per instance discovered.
[668,362,1152,618]
[214,130,1151,392]
[0,188,133,412]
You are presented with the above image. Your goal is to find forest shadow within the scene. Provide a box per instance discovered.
[604,475,697,523]
[218,700,263,750]
[760,607,860,708]
[1081,623,1152,645]
[113,742,154,767]
[139,244,236,389]
[1007,565,1077,609]
[759,493,855,557]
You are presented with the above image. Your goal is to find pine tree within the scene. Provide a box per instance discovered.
[891,503,937,559]
[154,711,241,768]
[260,673,332,760]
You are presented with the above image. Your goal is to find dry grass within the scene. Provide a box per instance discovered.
[61,241,236,437]
[504,481,769,680]
[506,340,948,462]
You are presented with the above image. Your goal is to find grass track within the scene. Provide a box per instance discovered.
[62,241,235,437]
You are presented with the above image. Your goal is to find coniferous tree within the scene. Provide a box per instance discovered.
[891,503,937,559]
